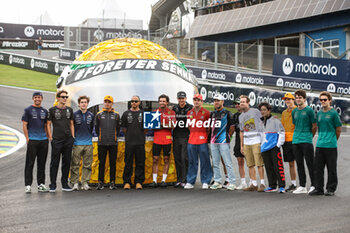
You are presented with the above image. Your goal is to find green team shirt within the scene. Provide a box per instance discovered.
[292,106,316,144]
[316,109,342,148]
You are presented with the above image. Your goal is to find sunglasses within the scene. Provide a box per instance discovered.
[130,100,139,103]
[59,96,68,99]
[104,100,112,103]
[320,99,328,102]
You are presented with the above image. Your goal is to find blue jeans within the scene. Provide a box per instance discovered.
[186,143,213,184]
[210,143,236,184]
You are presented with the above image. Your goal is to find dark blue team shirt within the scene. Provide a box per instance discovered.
[21,105,48,140]
[73,110,94,145]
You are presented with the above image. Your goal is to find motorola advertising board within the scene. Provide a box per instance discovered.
[0,22,148,41]
[0,51,70,75]
[188,66,350,95]
[273,54,350,83]
[198,82,350,124]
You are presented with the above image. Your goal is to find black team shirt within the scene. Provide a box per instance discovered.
[121,110,145,145]
[48,106,74,140]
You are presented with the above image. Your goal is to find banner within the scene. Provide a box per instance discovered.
[0,22,148,41]
[57,59,198,109]
[198,81,350,124]
[0,51,70,75]
[0,38,64,50]
[273,54,350,83]
[59,48,82,61]
[188,66,350,95]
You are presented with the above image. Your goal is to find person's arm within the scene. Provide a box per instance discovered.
[116,113,120,137]
[70,120,75,138]
[44,122,49,139]
[310,109,317,137]
[240,131,244,155]
[120,112,127,134]
[336,126,341,140]
[47,120,52,141]
[277,121,285,148]
[228,112,235,137]
[22,121,29,144]
[94,114,100,140]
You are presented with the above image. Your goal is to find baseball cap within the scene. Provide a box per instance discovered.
[213,94,224,101]
[193,94,203,100]
[282,92,295,100]
[104,95,114,102]
[233,97,240,104]
[177,91,186,98]
[32,91,43,98]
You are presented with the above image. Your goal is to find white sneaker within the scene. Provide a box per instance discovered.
[82,183,91,191]
[236,183,247,190]
[202,183,209,189]
[184,183,194,189]
[72,183,79,191]
[308,186,315,194]
[293,186,307,194]
[25,185,31,194]
[227,184,236,191]
[37,184,49,192]
[210,182,223,190]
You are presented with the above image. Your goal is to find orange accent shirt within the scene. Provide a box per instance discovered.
[153,107,176,145]
[187,107,210,145]
[281,106,296,142]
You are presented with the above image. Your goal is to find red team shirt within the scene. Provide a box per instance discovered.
[187,107,210,144]
[153,107,176,145]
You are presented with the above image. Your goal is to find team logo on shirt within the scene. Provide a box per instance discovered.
[66,109,71,119]
[40,110,46,119]
[127,112,133,123]
[55,109,61,119]
[138,113,142,123]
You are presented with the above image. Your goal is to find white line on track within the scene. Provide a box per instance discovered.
[0,84,55,94]
[0,124,26,159]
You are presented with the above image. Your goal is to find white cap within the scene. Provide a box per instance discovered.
[213,94,224,101]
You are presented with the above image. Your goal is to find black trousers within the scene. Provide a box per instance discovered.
[173,137,189,183]
[261,146,285,188]
[123,144,145,184]
[25,139,48,186]
[98,145,117,183]
[293,143,314,187]
[314,147,338,192]
[50,137,74,188]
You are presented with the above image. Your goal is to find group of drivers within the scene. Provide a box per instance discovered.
[22,89,341,196]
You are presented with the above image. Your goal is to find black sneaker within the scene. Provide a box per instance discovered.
[62,184,73,192]
[96,182,104,190]
[308,189,324,196]
[160,181,167,188]
[174,182,181,188]
[149,182,157,188]
[286,184,297,192]
[223,180,229,188]
[109,181,116,190]
[324,191,335,196]
[49,186,56,193]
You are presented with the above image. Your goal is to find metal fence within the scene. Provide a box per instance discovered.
[65,26,300,74]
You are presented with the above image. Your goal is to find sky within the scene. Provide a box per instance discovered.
[0,0,159,29]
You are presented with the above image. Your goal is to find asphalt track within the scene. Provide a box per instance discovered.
[0,86,350,233]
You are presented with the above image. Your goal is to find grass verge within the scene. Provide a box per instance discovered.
[0,64,58,92]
